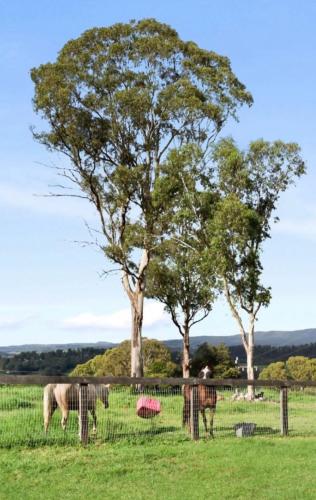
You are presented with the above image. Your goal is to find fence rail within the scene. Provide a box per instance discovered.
[1,374,316,387]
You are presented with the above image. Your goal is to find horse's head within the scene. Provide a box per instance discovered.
[96,384,110,409]
[198,365,213,379]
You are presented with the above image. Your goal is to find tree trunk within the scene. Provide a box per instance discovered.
[130,291,144,378]
[223,281,257,399]
[122,250,149,379]
[246,322,255,400]
[182,327,190,378]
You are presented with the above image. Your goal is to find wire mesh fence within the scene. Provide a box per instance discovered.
[0,377,316,447]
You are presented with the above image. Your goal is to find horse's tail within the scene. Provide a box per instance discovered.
[182,385,191,428]
[43,384,56,433]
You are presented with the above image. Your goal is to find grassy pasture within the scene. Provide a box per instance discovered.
[0,385,316,499]
[0,385,316,447]
[1,438,316,499]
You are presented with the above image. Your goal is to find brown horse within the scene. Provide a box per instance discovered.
[183,366,217,437]
[43,383,109,433]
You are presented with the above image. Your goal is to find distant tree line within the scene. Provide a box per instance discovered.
[0,348,105,375]
[229,343,316,366]
[2,342,316,376]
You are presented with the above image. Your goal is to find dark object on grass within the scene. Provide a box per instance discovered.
[234,422,256,437]
[255,392,264,400]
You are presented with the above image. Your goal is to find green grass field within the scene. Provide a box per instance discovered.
[1,438,316,499]
[0,385,316,498]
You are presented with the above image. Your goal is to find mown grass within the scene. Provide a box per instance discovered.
[1,437,316,499]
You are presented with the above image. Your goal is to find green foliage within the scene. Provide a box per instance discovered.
[146,144,219,377]
[146,238,216,332]
[31,19,252,275]
[287,356,316,381]
[190,342,239,378]
[259,356,316,381]
[209,138,305,315]
[259,361,288,381]
[71,339,177,377]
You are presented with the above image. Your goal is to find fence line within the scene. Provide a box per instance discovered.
[1,374,316,388]
[1,375,315,445]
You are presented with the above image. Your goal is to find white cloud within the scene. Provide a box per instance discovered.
[62,302,168,331]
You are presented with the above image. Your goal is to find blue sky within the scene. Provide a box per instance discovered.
[0,0,315,345]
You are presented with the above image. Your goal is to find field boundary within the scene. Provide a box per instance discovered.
[0,374,316,445]
[1,374,316,387]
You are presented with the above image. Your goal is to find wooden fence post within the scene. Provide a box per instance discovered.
[280,386,288,436]
[190,385,199,441]
[79,383,89,445]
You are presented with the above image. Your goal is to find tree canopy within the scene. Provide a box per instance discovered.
[71,339,177,377]
[190,342,239,378]
[31,19,253,275]
[259,356,316,381]
[210,138,305,323]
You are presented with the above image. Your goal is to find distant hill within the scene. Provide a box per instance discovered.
[164,329,316,351]
[0,341,115,356]
[1,329,316,356]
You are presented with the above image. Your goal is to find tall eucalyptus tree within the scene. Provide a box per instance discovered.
[209,138,305,397]
[31,19,252,376]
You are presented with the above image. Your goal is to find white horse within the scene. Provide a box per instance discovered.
[43,383,109,433]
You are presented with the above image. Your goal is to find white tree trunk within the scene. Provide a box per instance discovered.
[182,328,190,378]
[130,292,144,378]
[246,320,255,400]
[223,281,256,400]
[122,249,149,379]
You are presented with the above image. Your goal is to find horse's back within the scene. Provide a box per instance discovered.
[46,383,108,413]
[54,384,79,410]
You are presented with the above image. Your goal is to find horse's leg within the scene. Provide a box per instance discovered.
[90,408,97,434]
[201,409,208,434]
[209,408,215,438]
[45,404,57,433]
[43,386,57,433]
[61,409,68,430]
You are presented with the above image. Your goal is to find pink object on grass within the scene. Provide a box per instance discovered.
[136,397,161,418]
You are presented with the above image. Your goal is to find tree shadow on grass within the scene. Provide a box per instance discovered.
[99,421,180,443]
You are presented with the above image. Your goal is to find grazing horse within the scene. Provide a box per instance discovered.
[183,366,217,437]
[43,383,109,433]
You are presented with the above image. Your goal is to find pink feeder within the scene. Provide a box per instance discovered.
[136,397,161,418]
